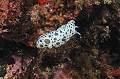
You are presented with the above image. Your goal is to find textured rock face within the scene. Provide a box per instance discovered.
[36,20,80,49]
[0,0,120,79]
[0,0,22,26]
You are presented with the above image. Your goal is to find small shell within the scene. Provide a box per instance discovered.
[36,20,80,49]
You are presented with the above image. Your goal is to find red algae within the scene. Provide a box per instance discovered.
[5,55,31,78]
[0,0,23,26]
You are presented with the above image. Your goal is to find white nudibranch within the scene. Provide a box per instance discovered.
[36,20,81,49]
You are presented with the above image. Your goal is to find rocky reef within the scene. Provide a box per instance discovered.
[0,0,120,79]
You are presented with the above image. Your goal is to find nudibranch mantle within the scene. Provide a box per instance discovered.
[36,20,80,49]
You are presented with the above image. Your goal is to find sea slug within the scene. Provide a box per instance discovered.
[36,20,80,49]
